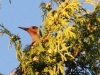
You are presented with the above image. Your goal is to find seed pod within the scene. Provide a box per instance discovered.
[45,3,51,9]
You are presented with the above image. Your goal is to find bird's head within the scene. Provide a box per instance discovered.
[18,26,40,44]
[18,26,38,35]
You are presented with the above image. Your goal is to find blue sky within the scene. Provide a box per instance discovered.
[0,0,94,74]
[0,0,49,74]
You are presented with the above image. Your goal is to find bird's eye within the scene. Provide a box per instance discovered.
[32,26,38,29]
[32,26,35,29]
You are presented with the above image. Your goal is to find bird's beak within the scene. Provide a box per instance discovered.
[18,27,29,31]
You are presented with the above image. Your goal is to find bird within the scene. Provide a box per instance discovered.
[18,26,40,45]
